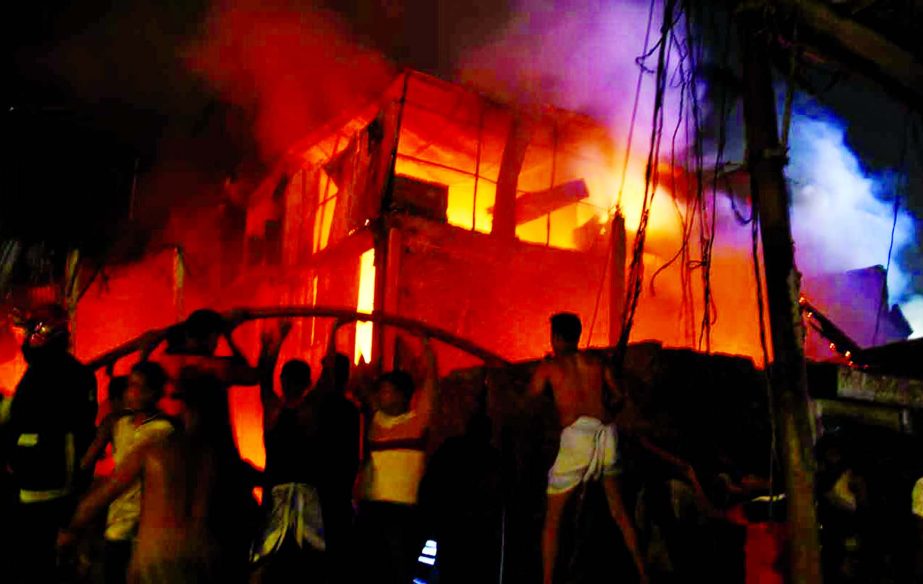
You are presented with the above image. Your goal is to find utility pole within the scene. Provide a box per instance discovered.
[738,12,823,584]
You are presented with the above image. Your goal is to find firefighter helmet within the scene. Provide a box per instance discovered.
[23,303,69,348]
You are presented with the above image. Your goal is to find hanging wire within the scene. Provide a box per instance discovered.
[750,205,779,517]
[616,0,679,364]
[586,0,659,347]
[872,109,912,345]
[615,0,662,213]
[649,30,690,297]
[678,3,717,353]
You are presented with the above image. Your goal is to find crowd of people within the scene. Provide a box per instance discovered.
[0,305,469,584]
[4,303,922,583]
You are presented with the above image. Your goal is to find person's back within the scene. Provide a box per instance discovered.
[530,313,646,584]
[540,352,611,429]
[59,370,251,584]
[131,434,218,580]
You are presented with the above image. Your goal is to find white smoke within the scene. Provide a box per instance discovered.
[786,110,920,336]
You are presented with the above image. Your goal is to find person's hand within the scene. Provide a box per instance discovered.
[260,321,292,353]
[138,330,162,354]
[278,320,293,340]
[225,309,250,331]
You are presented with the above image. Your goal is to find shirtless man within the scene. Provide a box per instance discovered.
[529,312,646,584]
[57,371,250,584]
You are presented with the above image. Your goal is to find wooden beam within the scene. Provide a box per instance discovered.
[773,0,923,107]
[86,305,512,371]
[513,180,589,225]
[835,366,923,409]
[492,113,534,239]
[739,13,823,584]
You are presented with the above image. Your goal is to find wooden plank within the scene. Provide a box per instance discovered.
[814,398,910,433]
[836,366,923,409]
[513,180,589,225]
[739,13,823,583]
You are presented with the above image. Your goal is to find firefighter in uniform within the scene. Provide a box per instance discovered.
[4,304,97,583]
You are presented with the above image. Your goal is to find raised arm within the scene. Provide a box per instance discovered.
[223,328,260,386]
[602,362,625,412]
[638,436,715,515]
[415,336,439,423]
[314,319,344,399]
[529,362,551,399]
[257,322,291,426]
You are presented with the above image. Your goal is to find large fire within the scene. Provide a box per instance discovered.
[0,71,776,472]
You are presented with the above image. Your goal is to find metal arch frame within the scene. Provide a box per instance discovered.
[86,305,512,371]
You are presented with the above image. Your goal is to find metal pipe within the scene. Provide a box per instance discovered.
[87,305,512,371]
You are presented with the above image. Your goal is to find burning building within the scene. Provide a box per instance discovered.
[239,69,625,373]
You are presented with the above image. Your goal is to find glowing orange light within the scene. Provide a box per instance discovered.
[354,248,376,365]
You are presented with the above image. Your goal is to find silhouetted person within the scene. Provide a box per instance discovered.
[313,323,360,583]
[251,322,327,582]
[5,304,97,584]
[58,370,255,584]
[354,336,439,584]
[418,389,503,584]
[152,309,262,520]
[529,313,646,584]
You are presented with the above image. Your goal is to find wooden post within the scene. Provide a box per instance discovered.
[492,113,533,239]
[738,14,823,584]
[381,227,403,370]
[609,213,627,347]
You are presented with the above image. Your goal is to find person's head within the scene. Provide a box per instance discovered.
[107,376,129,412]
[280,359,311,400]
[183,309,225,355]
[374,370,415,416]
[550,312,582,354]
[126,361,167,411]
[22,304,70,358]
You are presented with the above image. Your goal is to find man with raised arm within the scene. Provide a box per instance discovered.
[250,321,327,582]
[354,334,438,584]
[530,312,647,584]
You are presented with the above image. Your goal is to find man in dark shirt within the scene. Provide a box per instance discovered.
[315,343,360,584]
[251,322,327,582]
[5,304,97,584]
[418,390,503,584]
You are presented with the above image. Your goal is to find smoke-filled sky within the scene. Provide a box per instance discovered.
[3,0,922,335]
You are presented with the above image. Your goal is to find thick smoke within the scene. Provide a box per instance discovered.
[787,108,920,335]
[185,0,396,163]
[458,0,921,344]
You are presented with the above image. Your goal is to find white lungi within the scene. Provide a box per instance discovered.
[547,416,621,495]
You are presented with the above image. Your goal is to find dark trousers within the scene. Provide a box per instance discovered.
[104,539,133,584]
[11,497,75,584]
[354,501,422,584]
[321,494,355,584]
